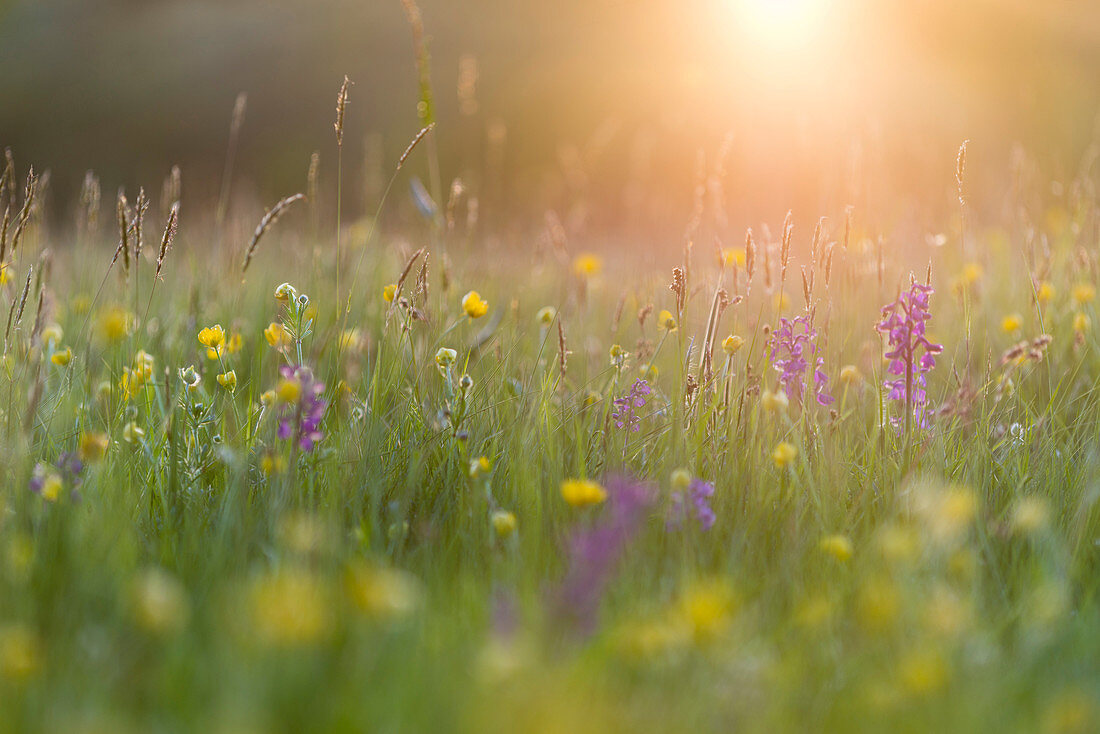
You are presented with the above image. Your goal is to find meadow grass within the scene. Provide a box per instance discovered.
[0,122,1099,734]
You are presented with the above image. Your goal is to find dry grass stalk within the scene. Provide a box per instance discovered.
[445,178,465,233]
[611,293,625,333]
[557,320,570,378]
[307,152,320,225]
[334,75,351,147]
[14,266,33,329]
[398,124,436,170]
[216,92,248,225]
[241,194,305,273]
[10,167,38,257]
[414,253,429,307]
[2,149,14,205]
[0,160,9,213]
[155,202,179,282]
[161,165,180,218]
[780,210,794,282]
[810,217,825,265]
[670,267,686,321]
[700,286,737,383]
[956,139,969,207]
[133,188,149,259]
[79,171,102,240]
[745,229,756,284]
[394,247,425,299]
[0,207,9,264]
[114,192,130,274]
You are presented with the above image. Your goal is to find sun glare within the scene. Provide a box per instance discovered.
[738,0,828,46]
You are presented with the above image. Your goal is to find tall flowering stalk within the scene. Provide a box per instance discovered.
[877,280,943,431]
[554,475,653,634]
[611,378,651,432]
[668,477,716,531]
[769,312,832,407]
[276,364,327,451]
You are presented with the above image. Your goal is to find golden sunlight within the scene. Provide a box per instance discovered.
[736,0,828,46]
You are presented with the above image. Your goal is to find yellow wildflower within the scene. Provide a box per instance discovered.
[50,347,72,367]
[383,283,398,302]
[345,563,423,620]
[561,478,607,507]
[469,456,492,479]
[491,510,517,538]
[339,328,363,351]
[0,624,43,681]
[198,324,226,350]
[670,468,692,491]
[274,282,297,303]
[98,306,133,343]
[131,568,190,635]
[79,432,109,463]
[1073,312,1089,333]
[249,570,332,646]
[1072,283,1096,305]
[721,248,746,268]
[435,347,457,368]
[264,322,290,348]
[1037,281,1055,305]
[898,648,949,695]
[276,377,300,404]
[41,323,62,344]
[217,370,237,391]
[260,452,286,475]
[573,253,602,277]
[839,364,862,385]
[760,389,789,413]
[38,472,62,502]
[658,309,677,331]
[122,422,145,443]
[119,368,148,399]
[820,534,853,562]
[462,290,489,319]
[857,577,900,634]
[536,306,556,325]
[678,580,736,643]
[722,335,744,355]
[772,441,798,468]
[133,350,155,377]
[1012,496,1050,535]
[961,262,983,285]
[1001,313,1023,333]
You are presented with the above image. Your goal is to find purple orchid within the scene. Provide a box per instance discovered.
[276,364,327,451]
[554,475,654,634]
[669,477,716,531]
[769,313,833,406]
[611,379,652,432]
[876,280,943,429]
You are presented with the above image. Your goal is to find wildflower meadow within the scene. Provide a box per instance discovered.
[2,0,1100,731]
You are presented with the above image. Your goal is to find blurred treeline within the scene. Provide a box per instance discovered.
[1,0,1100,238]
